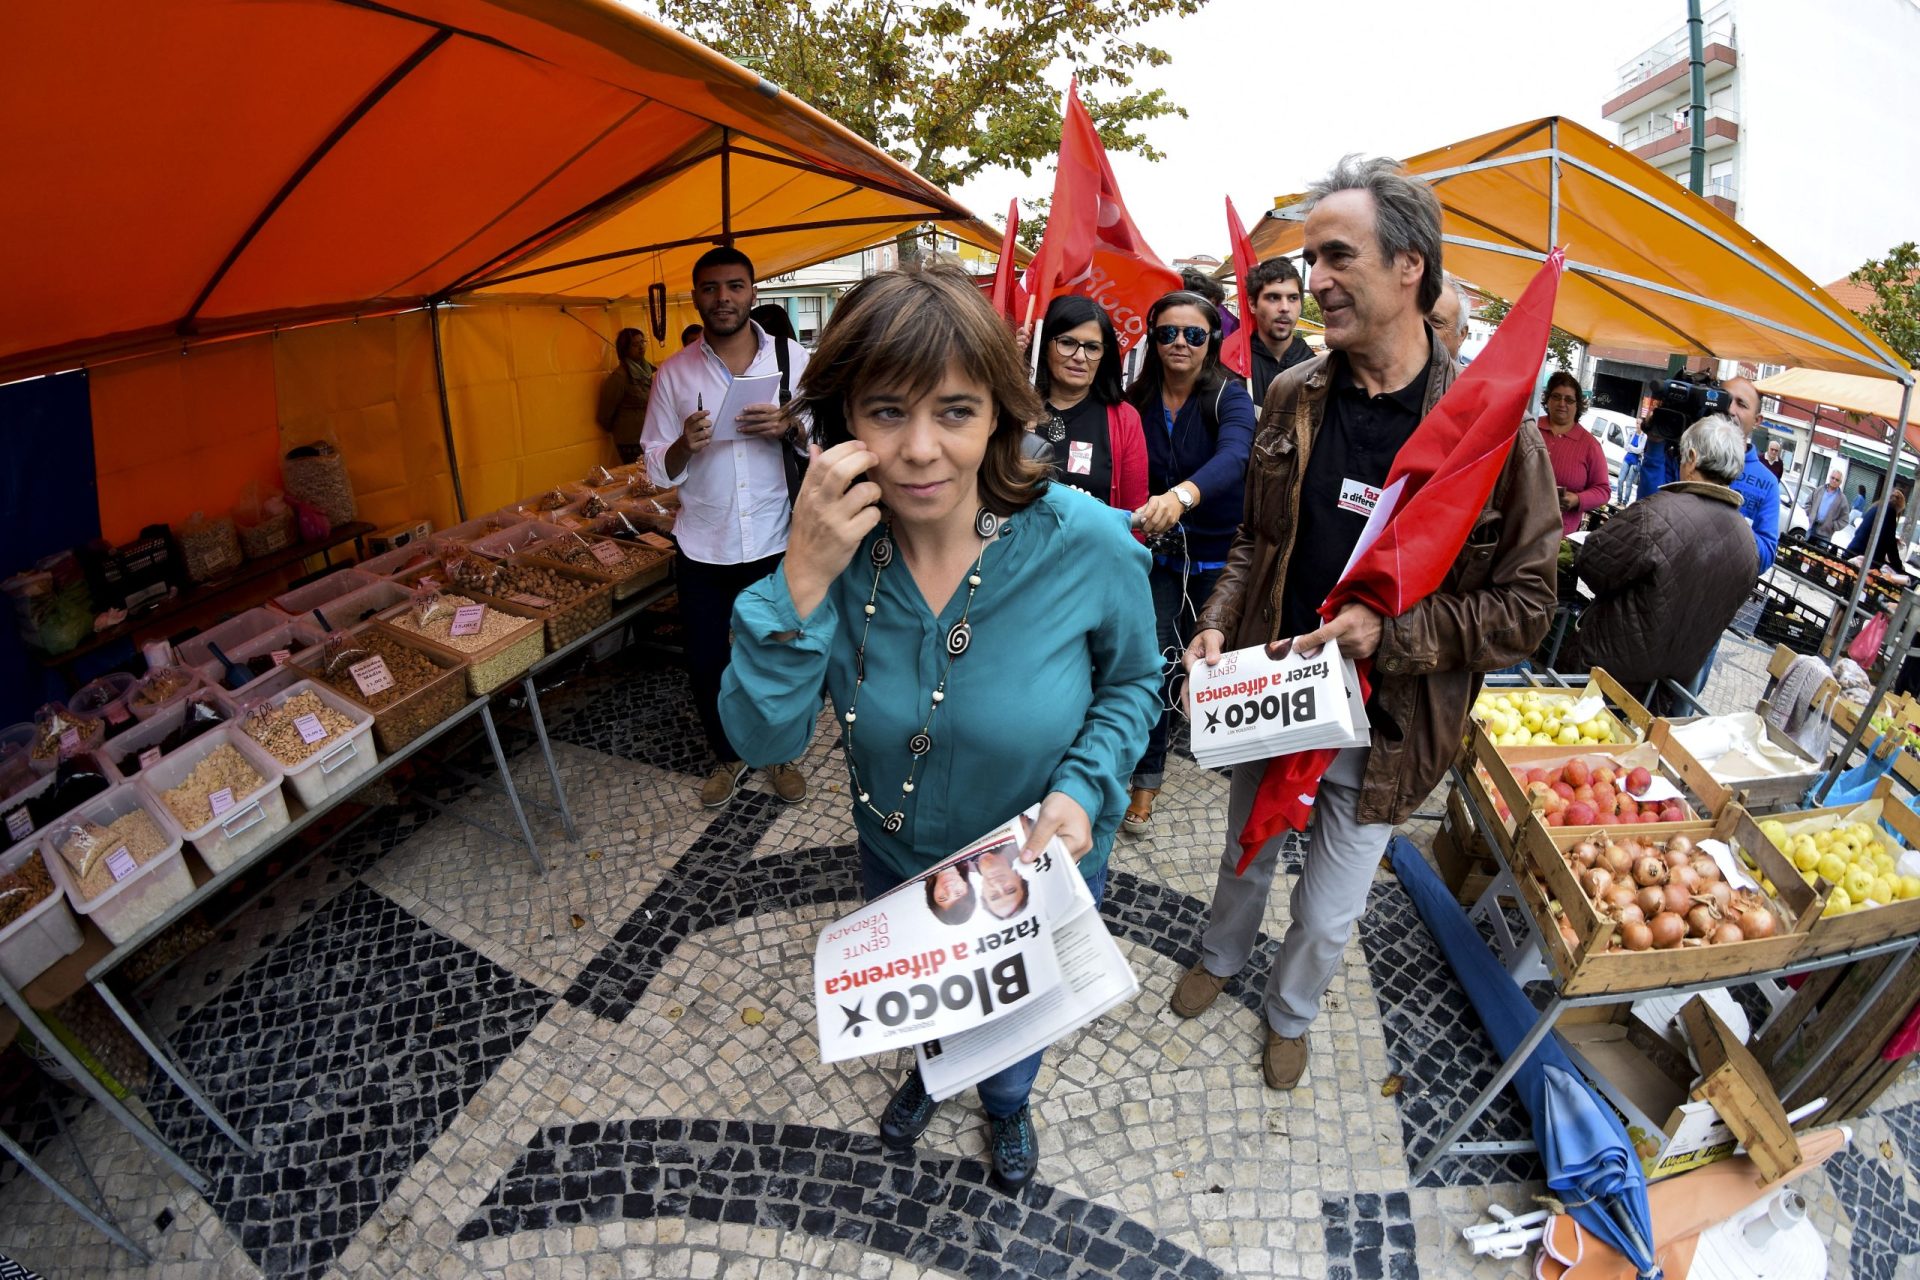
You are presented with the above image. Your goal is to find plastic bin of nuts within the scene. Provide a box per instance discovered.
[0,843,85,986]
[238,682,378,808]
[469,521,568,561]
[376,593,546,696]
[473,559,612,650]
[41,783,192,946]
[525,531,673,601]
[270,568,376,623]
[140,728,288,873]
[126,666,208,722]
[292,626,468,754]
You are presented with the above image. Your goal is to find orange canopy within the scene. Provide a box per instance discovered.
[0,0,1012,382]
[1246,117,1910,384]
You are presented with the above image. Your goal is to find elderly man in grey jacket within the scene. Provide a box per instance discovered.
[1803,470,1853,546]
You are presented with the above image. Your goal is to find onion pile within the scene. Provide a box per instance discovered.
[1556,832,1783,954]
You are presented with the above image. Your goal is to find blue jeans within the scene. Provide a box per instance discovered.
[858,841,1108,1117]
[1132,560,1222,789]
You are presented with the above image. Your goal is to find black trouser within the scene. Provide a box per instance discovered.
[676,551,784,763]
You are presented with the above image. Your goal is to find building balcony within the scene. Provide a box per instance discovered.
[1602,6,1737,120]
[1631,107,1740,163]
[1704,176,1738,217]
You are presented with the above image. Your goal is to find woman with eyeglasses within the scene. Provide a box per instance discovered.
[1032,296,1148,513]
[1538,370,1611,535]
[1119,291,1256,835]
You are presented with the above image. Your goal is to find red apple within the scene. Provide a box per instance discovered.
[1660,804,1685,823]
[1545,811,1566,827]
[1573,785,1595,805]
[1565,759,1592,788]
[1525,768,1552,786]
[1626,766,1653,796]
[1638,810,1662,824]
[1552,781,1576,800]
[1592,766,1616,788]
[1565,802,1596,826]
[1593,783,1616,808]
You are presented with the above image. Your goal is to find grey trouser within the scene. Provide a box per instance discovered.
[1197,746,1393,1038]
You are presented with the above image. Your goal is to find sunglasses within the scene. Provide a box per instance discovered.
[1153,324,1210,347]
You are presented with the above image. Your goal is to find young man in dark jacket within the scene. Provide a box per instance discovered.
[1247,257,1315,403]
[1169,157,1561,1091]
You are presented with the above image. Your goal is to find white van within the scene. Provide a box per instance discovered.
[1581,409,1639,479]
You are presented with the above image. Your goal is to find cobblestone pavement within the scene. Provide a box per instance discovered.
[2,633,1918,1278]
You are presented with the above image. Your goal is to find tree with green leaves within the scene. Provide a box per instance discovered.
[1847,242,1920,366]
[1476,292,1580,372]
[651,0,1203,194]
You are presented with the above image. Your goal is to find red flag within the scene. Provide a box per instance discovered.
[990,198,1024,325]
[1024,80,1180,352]
[1235,249,1568,869]
[1220,196,1259,379]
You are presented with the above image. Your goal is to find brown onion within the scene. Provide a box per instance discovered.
[1603,884,1639,913]
[1602,845,1634,877]
[1690,855,1722,883]
[1558,918,1581,950]
[1648,912,1687,948]
[1620,921,1653,951]
[1569,846,1597,871]
[1569,839,1601,866]
[1686,904,1720,938]
[1664,846,1693,869]
[1667,834,1695,858]
[1615,904,1646,926]
[1672,866,1702,893]
[1701,880,1733,913]
[1736,907,1777,940]
[1636,886,1667,917]
[1631,855,1668,887]
[1581,867,1615,899]
[1662,883,1693,915]
[1710,922,1745,945]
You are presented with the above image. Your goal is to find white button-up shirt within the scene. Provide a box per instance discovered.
[641,322,809,566]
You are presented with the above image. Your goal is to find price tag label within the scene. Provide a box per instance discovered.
[639,533,675,552]
[59,728,80,752]
[209,787,235,817]
[271,649,292,668]
[349,656,394,696]
[294,712,328,744]
[5,808,32,841]
[510,593,553,608]
[450,604,486,637]
[589,540,624,567]
[104,701,130,725]
[106,846,137,882]
[138,746,163,771]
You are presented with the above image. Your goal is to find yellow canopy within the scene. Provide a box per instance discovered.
[0,0,1013,381]
[1247,117,1910,384]
[1754,369,1920,426]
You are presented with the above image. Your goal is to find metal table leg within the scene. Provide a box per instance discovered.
[0,1108,150,1262]
[481,703,546,876]
[1779,938,1920,1104]
[522,675,577,842]
[0,978,208,1193]
[1411,992,1568,1183]
[89,979,254,1155]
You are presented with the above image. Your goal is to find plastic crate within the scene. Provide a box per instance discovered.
[176,607,294,671]
[290,627,469,755]
[40,783,191,946]
[270,568,377,622]
[316,580,411,631]
[469,521,568,561]
[125,667,212,724]
[358,543,442,580]
[434,512,519,545]
[0,844,85,986]
[70,673,140,738]
[525,531,673,601]
[478,559,614,650]
[237,680,379,808]
[374,596,546,696]
[99,689,235,780]
[139,727,289,873]
[212,618,328,698]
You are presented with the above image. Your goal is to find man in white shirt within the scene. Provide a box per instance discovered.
[642,247,813,808]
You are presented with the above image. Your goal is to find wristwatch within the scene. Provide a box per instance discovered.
[1173,484,1197,510]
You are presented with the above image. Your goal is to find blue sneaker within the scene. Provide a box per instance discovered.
[879,1070,940,1149]
[987,1104,1038,1192]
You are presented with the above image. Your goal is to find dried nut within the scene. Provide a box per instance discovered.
[59,808,169,901]
[162,745,266,830]
[242,691,357,766]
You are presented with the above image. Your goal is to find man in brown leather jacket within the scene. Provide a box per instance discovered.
[1167,156,1562,1090]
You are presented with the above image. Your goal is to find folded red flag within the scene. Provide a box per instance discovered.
[1235,249,1567,870]
[1219,196,1259,379]
[990,197,1024,326]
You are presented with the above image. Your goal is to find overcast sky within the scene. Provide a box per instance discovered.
[951,0,1690,263]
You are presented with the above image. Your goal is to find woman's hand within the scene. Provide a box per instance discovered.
[785,441,882,619]
[1133,489,1186,537]
[1021,791,1092,862]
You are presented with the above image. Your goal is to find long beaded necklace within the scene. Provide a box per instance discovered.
[842,508,1003,834]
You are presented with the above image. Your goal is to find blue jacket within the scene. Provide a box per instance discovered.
[1639,439,1778,573]
[1140,379,1255,563]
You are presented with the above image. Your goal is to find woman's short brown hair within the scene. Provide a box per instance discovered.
[794,264,1049,517]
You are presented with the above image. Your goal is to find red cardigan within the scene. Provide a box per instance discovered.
[1106,402,1149,513]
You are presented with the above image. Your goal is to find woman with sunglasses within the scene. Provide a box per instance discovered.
[1032,296,1148,513]
[1120,291,1256,835]
[717,265,1159,1193]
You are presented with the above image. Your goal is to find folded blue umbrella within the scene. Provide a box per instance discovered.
[1390,836,1661,1277]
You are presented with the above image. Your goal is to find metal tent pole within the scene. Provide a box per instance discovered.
[430,302,469,521]
[1830,380,1914,657]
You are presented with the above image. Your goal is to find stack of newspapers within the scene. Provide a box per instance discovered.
[1185,638,1370,770]
[811,811,1138,1101]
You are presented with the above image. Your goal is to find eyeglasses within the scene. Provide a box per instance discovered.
[1545,393,1579,405]
[1153,324,1210,347]
[1051,334,1105,359]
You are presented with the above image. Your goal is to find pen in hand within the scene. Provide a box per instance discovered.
[697,393,704,412]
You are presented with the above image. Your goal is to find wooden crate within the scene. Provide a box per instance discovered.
[1435,784,1501,905]
[1513,806,1818,997]
[1471,667,1654,747]
[1679,997,1801,1181]
[1751,776,1920,961]
[1648,717,1825,816]
[1470,722,1703,842]
[1752,945,1920,1115]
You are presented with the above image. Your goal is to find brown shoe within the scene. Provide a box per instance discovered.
[699,760,748,808]
[1121,787,1158,836]
[1169,963,1230,1019]
[1263,1030,1308,1090]
[766,761,808,804]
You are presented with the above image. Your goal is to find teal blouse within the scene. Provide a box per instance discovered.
[720,483,1160,884]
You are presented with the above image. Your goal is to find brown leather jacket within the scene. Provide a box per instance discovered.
[1195,329,1562,825]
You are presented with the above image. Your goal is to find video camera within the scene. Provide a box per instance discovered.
[1644,370,1732,442]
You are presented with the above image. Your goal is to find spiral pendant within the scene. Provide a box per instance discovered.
[883,811,904,833]
[974,509,1001,539]
[907,732,932,757]
[945,621,972,657]
[869,537,894,569]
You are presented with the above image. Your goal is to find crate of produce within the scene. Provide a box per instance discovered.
[141,728,289,873]
[316,579,411,631]
[41,783,193,946]
[1752,579,1830,655]
[469,520,568,561]
[525,530,673,600]
[99,689,235,781]
[127,666,214,724]
[176,608,291,671]
[0,752,119,855]
[1512,804,1817,997]
[199,617,328,700]
[69,673,140,740]
[0,843,85,987]
[1649,714,1825,815]
[1470,722,1701,834]
[375,594,546,696]
[236,681,379,808]
[27,705,106,776]
[1749,777,1920,959]
[434,512,519,545]
[292,627,468,754]
[476,559,613,650]
[1470,669,1651,750]
[270,567,377,621]
[359,542,442,581]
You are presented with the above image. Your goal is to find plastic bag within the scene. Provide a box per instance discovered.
[535,487,571,513]
[318,630,371,677]
[235,484,297,558]
[442,548,499,593]
[1849,611,1890,666]
[288,496,331,541]
[129,666,196,715]
[178,510,243,583]
[53,816,109,880]
[30,702,102,771]
[282,438,357,526]
[409,583,450,630]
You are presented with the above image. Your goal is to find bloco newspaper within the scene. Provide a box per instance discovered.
[812,811,1138,1097]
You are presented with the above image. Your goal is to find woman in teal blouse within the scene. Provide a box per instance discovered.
[719,266,1158,1194]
